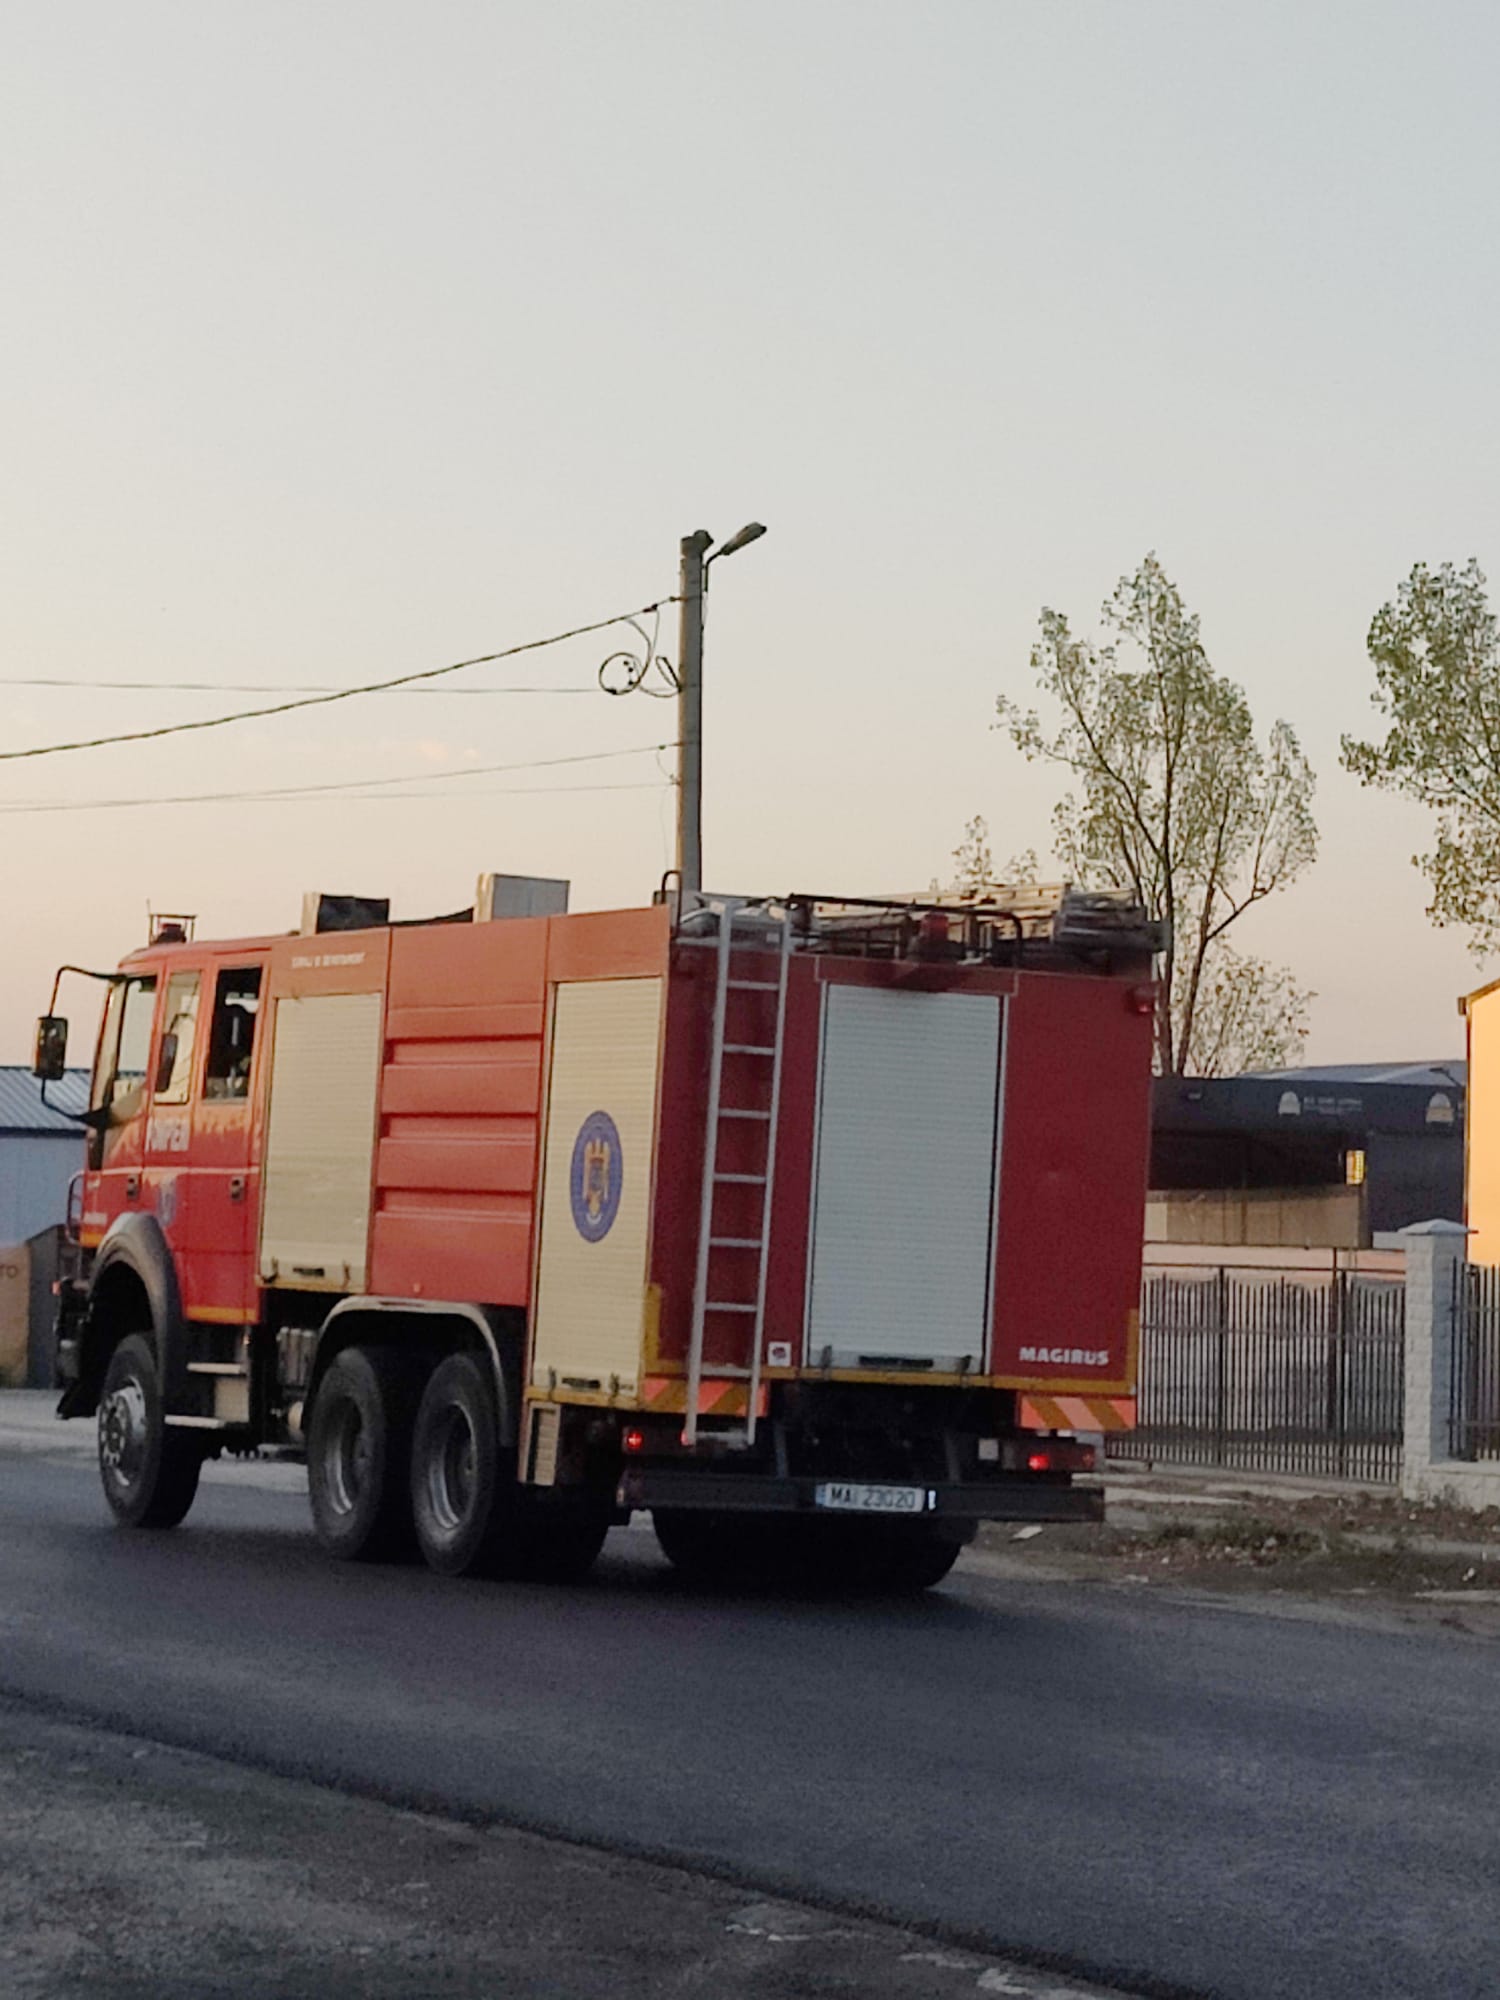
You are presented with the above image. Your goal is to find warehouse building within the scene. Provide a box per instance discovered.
[0,1066,88,1241]
[1151,1061,1465,1249]
[0,1067,87,1386]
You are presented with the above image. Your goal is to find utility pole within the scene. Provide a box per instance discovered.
[675,529,713,895]
[675,521,766,897]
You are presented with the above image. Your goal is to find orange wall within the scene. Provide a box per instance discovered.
[1466,985,1500,1264]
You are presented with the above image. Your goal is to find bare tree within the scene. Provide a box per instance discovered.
[1169,944,1312,1077]
[950,815,995,896]
[942,815,1041,897]
[996,554,1317,1074]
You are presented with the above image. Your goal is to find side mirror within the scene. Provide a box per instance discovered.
[154,1032,179,1097]
[33,1015,68,1082]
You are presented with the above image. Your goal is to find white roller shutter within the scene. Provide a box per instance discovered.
[259,991,383,1290]
[806,985,1001,1369]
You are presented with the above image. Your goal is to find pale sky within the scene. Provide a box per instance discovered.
[4,0,1497,1066]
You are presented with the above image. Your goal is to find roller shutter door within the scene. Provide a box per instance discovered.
[806,985,1001,1369]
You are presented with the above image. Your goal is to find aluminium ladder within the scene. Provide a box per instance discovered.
[683,898,792,1447]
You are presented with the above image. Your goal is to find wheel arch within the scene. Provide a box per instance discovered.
[306,1300,522,1447]
[69,1214,186,1417]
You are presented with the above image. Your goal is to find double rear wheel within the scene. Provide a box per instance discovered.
[653,1508,968,1594]
[408,1352,610,1580]
[307,1346,420,1561]
[308,1345,610,1583]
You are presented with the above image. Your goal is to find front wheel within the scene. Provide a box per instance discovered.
[97,1334,203,1529]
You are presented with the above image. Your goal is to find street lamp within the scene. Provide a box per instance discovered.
[710,521,767,563]
[676,522,767,895]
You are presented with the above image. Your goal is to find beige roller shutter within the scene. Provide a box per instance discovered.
[259,991,384,1290]
[530,978,662,1397]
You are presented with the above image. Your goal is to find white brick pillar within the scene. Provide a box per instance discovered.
[1399,1219,1470,1501]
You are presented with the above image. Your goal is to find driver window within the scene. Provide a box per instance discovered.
[154,971,202,1104]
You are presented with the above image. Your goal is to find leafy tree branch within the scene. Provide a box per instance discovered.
[1342,559,1500,954]
[995,554,1317,1073]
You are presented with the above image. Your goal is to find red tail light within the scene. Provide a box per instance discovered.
[1023,1441,1096,1474]
[623,1428,647,1455]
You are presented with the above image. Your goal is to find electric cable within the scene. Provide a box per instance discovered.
[0,778,670,816]
[0,599,676,763]
[0,742,677,815]
[3,678,596,695]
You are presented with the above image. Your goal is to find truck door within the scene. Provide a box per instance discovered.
[82,972,159,1244]
[168,964,266,1322]
[142,965,204,1296]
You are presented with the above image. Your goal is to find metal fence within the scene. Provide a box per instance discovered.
[1112,1268,1406,1483]
[1452,1263,1500,1460]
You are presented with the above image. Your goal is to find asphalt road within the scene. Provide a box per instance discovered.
[3,1407,1498,2000]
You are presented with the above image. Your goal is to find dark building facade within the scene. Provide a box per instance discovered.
[1151,1062,1464,1243]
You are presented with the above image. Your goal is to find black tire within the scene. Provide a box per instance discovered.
[652,1507,722,1581]
[517,1493,612,1583]
[97,1333,203,1529]
[410,1351,521,1577]
[848,1520,969,1594]
[653,1508,783,1586]
[654,1509,966,1594]
[307,1347,418,1562]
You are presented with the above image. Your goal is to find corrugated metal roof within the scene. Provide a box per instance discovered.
[1244,1061,1467,1090]
[0,1067,90,1134]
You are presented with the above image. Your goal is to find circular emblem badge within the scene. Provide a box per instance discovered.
[570,1110,623,1243]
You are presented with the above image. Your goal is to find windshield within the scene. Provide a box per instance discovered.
[89,975,158,1163]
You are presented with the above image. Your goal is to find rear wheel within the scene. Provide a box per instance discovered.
[654,1508,968,1593]
[843,1519,970,1594]
[307,1347,418,1562]
[653,1508,786,1586]
[410,1352,522,1577]
[97,1334,203,1529]
[517,1492,612,1583]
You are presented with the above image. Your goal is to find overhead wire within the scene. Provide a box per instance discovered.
[0,779,670,816]
[1,678,597,695]
[0,741,678,816]
[297,780,668,805]
[0,598,677,763]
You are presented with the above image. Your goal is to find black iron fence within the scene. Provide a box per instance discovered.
[1452,1263,1500,1460]
[1112,1267,1406,1483]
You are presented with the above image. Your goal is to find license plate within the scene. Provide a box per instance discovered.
[814,1481,929,1516]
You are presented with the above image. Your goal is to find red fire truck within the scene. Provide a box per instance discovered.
[34,878,1158,1591]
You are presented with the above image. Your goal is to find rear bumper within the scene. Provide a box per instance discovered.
[617,1469,1104,1523]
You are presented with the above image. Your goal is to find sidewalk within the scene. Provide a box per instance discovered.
[0,1388,77,1444]
[1104,1457,1391,1506]
[971,1453,1500,1619]
[1101,1455,1500,1559]
[0,1697,1118,2000]
[0,1388,304,1494]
